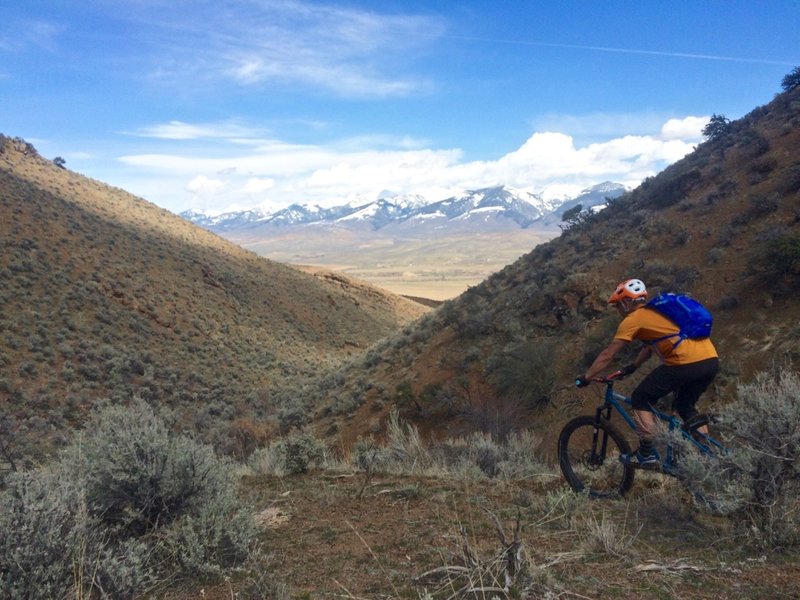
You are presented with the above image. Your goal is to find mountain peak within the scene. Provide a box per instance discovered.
[182,182,629,233]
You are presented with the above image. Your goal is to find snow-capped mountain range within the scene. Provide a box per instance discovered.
[181,182,627,234]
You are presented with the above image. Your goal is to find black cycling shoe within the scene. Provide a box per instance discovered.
[619,448,661,469]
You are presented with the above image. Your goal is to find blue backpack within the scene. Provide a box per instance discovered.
[646,293,713,349]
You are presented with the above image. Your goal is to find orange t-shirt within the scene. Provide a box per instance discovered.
[614,306,718,366]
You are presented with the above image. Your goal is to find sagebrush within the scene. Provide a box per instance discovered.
[0,399,259,599]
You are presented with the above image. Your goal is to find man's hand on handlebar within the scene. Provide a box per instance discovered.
[575,375,590,388]
[576,365,636,387]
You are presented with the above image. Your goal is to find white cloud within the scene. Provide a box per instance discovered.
[123,0,444,98]
[0,19,63,52]
[660,116,709,141]
[117,115,702,214]
[243,177,275,194]
[132,120,266,140]
[186,175,225,195]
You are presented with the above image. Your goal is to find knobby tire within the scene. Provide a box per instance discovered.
[558,415,635,498]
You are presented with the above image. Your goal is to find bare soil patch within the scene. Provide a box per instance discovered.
[171,472,799,599]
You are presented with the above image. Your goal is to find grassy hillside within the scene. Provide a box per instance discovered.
[306,85,800,449]
[0,135,427,462]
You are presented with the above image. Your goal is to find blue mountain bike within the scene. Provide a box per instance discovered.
[557,370,726,499]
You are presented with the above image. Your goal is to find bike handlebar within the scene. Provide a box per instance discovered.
[575,369,631,388]
[585,370,628,385]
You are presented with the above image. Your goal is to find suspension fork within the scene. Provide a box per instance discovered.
[593,402,613,424]
[587,402,614,465]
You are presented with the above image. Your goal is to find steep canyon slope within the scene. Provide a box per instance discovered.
[305,86,800,448]
[0,135,427,459]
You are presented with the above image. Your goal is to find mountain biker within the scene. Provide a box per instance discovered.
[576,278,719,467]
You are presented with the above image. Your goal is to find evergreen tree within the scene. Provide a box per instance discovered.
[702,114,731,141]
[781,66,800,92]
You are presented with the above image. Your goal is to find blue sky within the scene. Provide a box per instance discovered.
[2,1,797,215]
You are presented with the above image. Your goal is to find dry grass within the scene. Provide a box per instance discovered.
[163,469,800,599]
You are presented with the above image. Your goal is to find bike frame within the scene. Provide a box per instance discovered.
[593,374,725,471]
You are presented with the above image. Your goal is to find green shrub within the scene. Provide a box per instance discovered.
[723,371,800,548]
[62,400,236,538]
[163,497,257,578]
[499,429,546,479]
[0,470,119,600]
[676,371,800,548]
[384,409,435,474]
[0,399,259,598]
[457,308,494,339]
[465,432,503,477]
[640,167,702,208]
[276,397,310,433]
[775,163,800,195]
[491,338,558,407]
[352,436,388,475]
[426,429,545,481]
[637,260,699,291]
[276,429,326,474]
[748,230,800,291]
[731,193,780,226]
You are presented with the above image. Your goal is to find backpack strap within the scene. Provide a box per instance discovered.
[647,332,687,350]
[643,305,687,351]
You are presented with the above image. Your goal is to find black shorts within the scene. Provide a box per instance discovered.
[631,357,720,420]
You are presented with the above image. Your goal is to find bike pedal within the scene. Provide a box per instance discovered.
[635,462,661,471]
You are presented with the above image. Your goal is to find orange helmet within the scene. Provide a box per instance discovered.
[608,278,647,304]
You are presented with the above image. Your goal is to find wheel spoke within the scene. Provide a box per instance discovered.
[558,416,634,498]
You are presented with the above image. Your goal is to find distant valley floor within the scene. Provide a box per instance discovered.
[224,228,558,301]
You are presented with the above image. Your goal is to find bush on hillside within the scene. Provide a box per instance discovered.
[634,259,699,291]
[723,371,800,547]
[0,469,133,599]
[276,428,326,474]
[348,412,546,482]
[736,129,770,159]
[776,163,800,195]
[0,399,259,599]
[384,409,435,474]
[638,167,703,209]
[675,371,800,548]
[747,229,800,292]
[559,203,594,232]
[490,338,558,408]
[730,193,780,227]
[250,428,327,476]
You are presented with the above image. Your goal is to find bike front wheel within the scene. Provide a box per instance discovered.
[558,415,635,498]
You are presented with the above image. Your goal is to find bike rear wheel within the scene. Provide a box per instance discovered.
[558,415,635,498]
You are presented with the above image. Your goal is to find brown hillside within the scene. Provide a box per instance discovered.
[0,135,427,460]
[307,86,800,449]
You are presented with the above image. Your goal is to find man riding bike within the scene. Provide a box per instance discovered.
[576,278,719,467]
